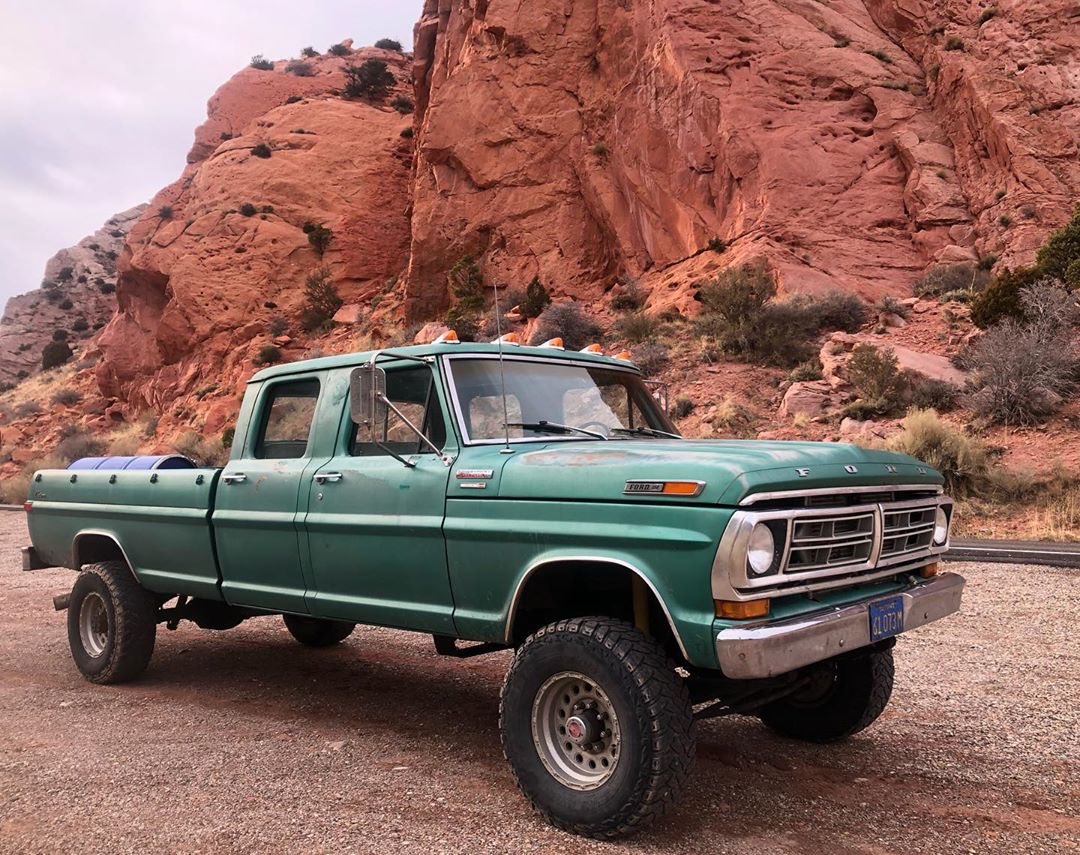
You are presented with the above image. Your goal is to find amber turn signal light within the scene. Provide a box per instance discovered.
[715,599,770,620]
[919,562,940,578]
[661,481,703,496]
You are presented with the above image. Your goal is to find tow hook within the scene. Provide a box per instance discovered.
[52,593,70,612]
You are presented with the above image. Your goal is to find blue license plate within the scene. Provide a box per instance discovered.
[869,595,905,642]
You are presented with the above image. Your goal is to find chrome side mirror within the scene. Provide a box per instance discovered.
[349,363,388,440]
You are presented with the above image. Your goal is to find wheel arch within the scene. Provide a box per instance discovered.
[72,530,138,580]
[504,555,690,662]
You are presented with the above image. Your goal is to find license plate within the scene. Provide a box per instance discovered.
[869,595,905,642]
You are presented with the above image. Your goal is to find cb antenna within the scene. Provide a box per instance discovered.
[492,280,512,453]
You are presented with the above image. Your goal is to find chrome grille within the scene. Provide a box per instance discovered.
[881,505,937,559]
[786,511,875,572]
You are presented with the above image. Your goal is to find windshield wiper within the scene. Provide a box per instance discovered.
[508,421,609,440]
[610,427,683,440]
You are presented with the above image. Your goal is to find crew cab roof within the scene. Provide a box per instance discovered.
[249,341,639,384]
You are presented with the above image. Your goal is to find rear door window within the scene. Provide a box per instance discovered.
[254,379,321,459]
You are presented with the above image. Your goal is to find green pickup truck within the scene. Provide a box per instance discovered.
[23,338,963,838]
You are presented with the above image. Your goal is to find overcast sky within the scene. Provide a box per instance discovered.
[0,1,419,310]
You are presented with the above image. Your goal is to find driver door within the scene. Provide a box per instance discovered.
[302,364,457,632]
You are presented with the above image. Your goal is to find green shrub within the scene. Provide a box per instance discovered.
[788,360,823,382]
[615,311,658,343]
[875,294,910,318]
[285,95,302,105]
[239,202,257,217]
[301,46,319,58]
[343,60,396,100]
[708,237,728,254]
[57,266,74,282]
[328,43,352,57]
[400,127,414,139]
[928,63,941,81]
[56,429,105,464]
[632,342,669,377]
[286,60,314,77]
[521,276,552,318]
[910,377,958,411]
[100,282,116,295]
[306,224,333,256]
[977,6,998,25]
[886,410,989,498]
[833,34,851,48]
[158,205,174,219]
[250,55,274,70]
[866,48,892,63]
[673,397,695,419]
[256,344,282,365]
[42,340,73,370]
[998,214,1013,227]
[53,329,69,341]
[448,255,486,314]
[374,38,403,51]
[71,317,89,333]
[528,303,602,350]
[970,264,1041,327]
[300,267,343,332]
[610,284,645,312]
[391,96,414,113]
[945,36,965,50]
[51,387,83,407]
[268,316,288,336]
[845,343,909,415]
[59,299,73,310]
[807,291,868,332]
[1035,204,1080,281]
[591,142,609,158]
[251,143,272,159]
[14,401,41,418]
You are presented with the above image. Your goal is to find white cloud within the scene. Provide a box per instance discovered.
[0,0,419,307]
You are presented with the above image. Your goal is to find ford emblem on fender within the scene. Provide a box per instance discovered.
[456,469,495,480]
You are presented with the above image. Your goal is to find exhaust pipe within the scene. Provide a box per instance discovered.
[53,593,70,612]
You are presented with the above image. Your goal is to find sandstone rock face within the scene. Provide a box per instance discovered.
[779,381,833,420]
[406,0,1078,321]
[0,205,145,385]
[95,49,415,428]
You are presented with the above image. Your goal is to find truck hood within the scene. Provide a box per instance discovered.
[494,439,943,505]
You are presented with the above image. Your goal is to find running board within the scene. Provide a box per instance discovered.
[432,635,507,658]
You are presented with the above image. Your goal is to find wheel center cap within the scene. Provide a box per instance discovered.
[565,715,593,745]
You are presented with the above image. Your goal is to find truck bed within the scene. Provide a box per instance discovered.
[26,468,224,600]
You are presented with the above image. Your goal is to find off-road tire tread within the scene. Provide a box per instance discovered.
[500,616,695,839]
[282,614,355,647]
[68,561,157,684]
[760,649,895,743]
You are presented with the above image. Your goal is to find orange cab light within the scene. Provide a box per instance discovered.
[661,481,704,496]
[494,332,521,345]
[614,350,633,361]
[435,330,460,343]
[919,562,940,578]
[580,343,603,353]
[715,599,770,620]
[540,337,565,349]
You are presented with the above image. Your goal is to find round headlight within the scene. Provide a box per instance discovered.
[933,507,949,545]
[747,523,777,575]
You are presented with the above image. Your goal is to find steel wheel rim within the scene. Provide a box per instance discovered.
[531,671,621,790]
[78,592,109,657]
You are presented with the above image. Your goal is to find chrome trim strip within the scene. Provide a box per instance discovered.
[738,483,944,506]
[504,555,690,660]
[72,529,140,582]
[715,572,965,678]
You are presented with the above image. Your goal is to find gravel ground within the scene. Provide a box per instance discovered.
[1,514,1078,855]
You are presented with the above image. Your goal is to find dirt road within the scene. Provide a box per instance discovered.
[1,515,1077,854]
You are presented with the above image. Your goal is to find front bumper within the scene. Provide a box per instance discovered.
[715,572,965,679]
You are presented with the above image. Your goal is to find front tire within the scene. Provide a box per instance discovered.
[758,648,895,743]
[282,614,355,647]
[67,561,158,684]
[500,617,694,839]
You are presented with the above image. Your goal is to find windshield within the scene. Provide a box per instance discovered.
[447,357,679,443]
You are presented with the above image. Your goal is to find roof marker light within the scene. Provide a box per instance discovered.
[614,350,633,361]
[540,337,565,349]
[435,330,460,344]
[580,343,603,353]
[494,332,521,345]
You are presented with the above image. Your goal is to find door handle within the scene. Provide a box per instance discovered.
[222,472,247,484]
[313,472,343,484]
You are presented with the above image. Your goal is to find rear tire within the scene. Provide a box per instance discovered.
[282,614,355,647]
[499,617,694,839]
[758,648,895,743]
[67,561,158,684]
